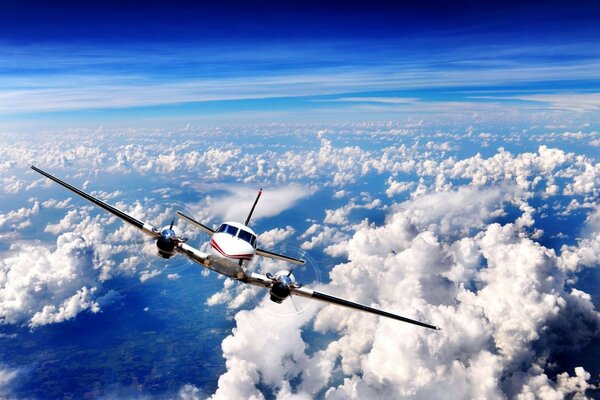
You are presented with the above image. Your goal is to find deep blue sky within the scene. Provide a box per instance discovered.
[1,1,600,130]
[3,1,599,43]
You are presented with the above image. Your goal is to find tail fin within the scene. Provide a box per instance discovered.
[244,189,262,226]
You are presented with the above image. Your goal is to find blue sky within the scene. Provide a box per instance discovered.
[1,4,600,397]
[1,1,600,131]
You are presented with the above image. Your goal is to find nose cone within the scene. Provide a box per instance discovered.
[161,228,176,238]
[210,232,255,260]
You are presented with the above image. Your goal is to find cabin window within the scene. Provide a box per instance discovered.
[238,229,257,247]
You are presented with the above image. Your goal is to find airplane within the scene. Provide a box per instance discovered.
[31,166,441,330]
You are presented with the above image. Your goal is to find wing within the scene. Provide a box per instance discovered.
[291,286,441,330]
[176,211,215,235]
[255,248,305,265]
[243,271,440,330]
[31,166,160,238]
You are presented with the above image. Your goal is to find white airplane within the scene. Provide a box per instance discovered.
[32,166,440,330]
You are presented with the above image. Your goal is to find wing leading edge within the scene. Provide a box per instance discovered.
[31,166,160,238]
[292,286,441,330]
[243,272,441,330]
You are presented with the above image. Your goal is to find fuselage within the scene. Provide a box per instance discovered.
[205,221,257,278]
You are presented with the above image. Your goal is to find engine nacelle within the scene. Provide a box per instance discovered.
[269,270,295,303]
[156,236,176,258]
[156,226,179,259]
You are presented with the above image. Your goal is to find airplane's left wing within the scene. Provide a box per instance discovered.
[254,248,305,265]
[31,166,161,239]
[176,211,215,235]
[243,271,440,330]
[291,286,441,330]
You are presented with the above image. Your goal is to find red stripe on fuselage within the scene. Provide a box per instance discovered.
[210,239,253,260]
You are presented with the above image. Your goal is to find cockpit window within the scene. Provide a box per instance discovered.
[226,225,239,236]
[217,224,239,236]
[238,229,257,247]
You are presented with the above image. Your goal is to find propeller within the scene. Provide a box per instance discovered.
[266,270,302,304]
[156,218,188,259]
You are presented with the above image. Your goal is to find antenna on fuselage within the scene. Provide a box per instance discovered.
[244,188,263,226]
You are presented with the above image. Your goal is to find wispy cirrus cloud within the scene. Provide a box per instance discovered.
[508,93,600,112]
[1,41,600,122]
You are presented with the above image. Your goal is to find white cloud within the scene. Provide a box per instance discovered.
[0,365,19,398]
[198,185,313,223]
[560,206,600,271]
[517,366,597,399]
[1,176,24,194]
[210,183,599,399]
[385,178,414,198]
[1,123,599,398]
[333,97,419,104]
[139,269,161,282]
[0,233,105,327]
[41,197,72,208]
[391,185,517,238]
[179,383,205,400]
[0,201,40,229]
[512,93,600,112]
[258,226,296,248]
[29,286,100,328]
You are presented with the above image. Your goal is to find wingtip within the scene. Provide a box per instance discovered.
[435,326,442,331]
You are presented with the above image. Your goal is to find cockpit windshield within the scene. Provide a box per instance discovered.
[216,224,256,247]
[238,229,257,247]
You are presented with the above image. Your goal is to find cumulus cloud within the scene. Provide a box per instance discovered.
[258,226,296,248]
[0,201,39,229]
[385,178,414,197]
[210,184,599,400]
[560,206,600,271]
[0,233,105,327]
[1,124,598,398]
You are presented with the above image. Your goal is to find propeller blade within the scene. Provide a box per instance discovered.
[169,218,175,230]
[290,295,300,313]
